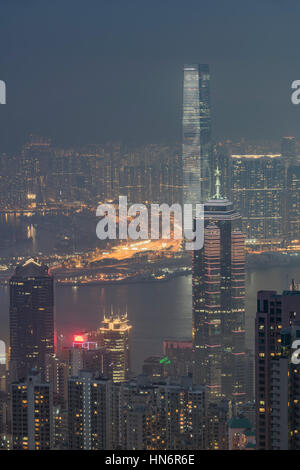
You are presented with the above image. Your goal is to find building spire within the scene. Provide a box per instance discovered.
[213,166,222,199]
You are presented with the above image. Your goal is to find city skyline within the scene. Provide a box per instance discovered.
[0,1,300,452]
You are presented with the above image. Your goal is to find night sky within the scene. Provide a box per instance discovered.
[1,0,300,152]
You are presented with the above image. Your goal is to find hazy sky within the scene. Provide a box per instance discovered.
[1,0,300,151]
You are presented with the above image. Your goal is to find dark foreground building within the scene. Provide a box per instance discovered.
[255,285,300,449]
[9,259,54,380]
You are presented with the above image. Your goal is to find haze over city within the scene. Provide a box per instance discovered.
[0,0,300,455]
[1,0,300,152]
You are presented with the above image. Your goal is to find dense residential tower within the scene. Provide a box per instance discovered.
[193,171,246,403]
[68,371,112,450]
[9,259,55,381]
[11,372,52,450]
[231,154,285,244]
[287,164,300,241]
[255,286,300,449]
[119,375,206,450]
[182,64,212,206]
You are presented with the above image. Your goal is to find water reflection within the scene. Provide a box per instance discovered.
[0,264,299,373]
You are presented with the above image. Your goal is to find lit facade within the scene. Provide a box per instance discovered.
[255,287,300,449]
[281,136,296,165]
[287,164,300,241]
[192,194,246,404]
[68,371,112,450]
[182,64,211,205]
[119,376,206,450]
[11,372,52,450]
[9,259,54,380]
[231,154,284,242]
[99,314,132,383]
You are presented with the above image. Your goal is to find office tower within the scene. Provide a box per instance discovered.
[281,136,296,165]
[255,287,300,449]
[287,164,300,241]
[192,171,246,404]
[99,313,132,383]
[9,259,54,380]
[68,371,112,450]
[182,64,211,205]
[231,154,285,246]
[11,372,52,450]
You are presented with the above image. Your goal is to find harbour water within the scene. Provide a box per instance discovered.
[0,263,299,373]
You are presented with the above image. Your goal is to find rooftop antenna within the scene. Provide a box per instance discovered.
[213,166,222,199]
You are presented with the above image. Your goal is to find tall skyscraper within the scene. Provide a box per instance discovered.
[9,259,55,380]
[99,313,132,383]
[255,286,300,449]
[192,171,246,403]
[182,64,211,206]
[11,372,52,450]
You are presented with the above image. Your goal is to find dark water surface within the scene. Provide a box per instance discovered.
[0,263,299,373]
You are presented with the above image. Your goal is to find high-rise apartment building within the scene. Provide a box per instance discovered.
[45,354,68,405]
[255,287,300,449]
[68,371,112,450]
[9,259,54,380]
[119,375,206,450]
[287,164,300,241]
[280,324,300,450]
[11,372,52,450]
[193,176,246,403]
[182,64,211,206]
[231,154,285,243]
[206,400,229,450]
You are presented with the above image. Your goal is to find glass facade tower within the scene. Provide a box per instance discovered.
[9,259,54,380]
[192,194,246,404]
[182,64,212,206]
